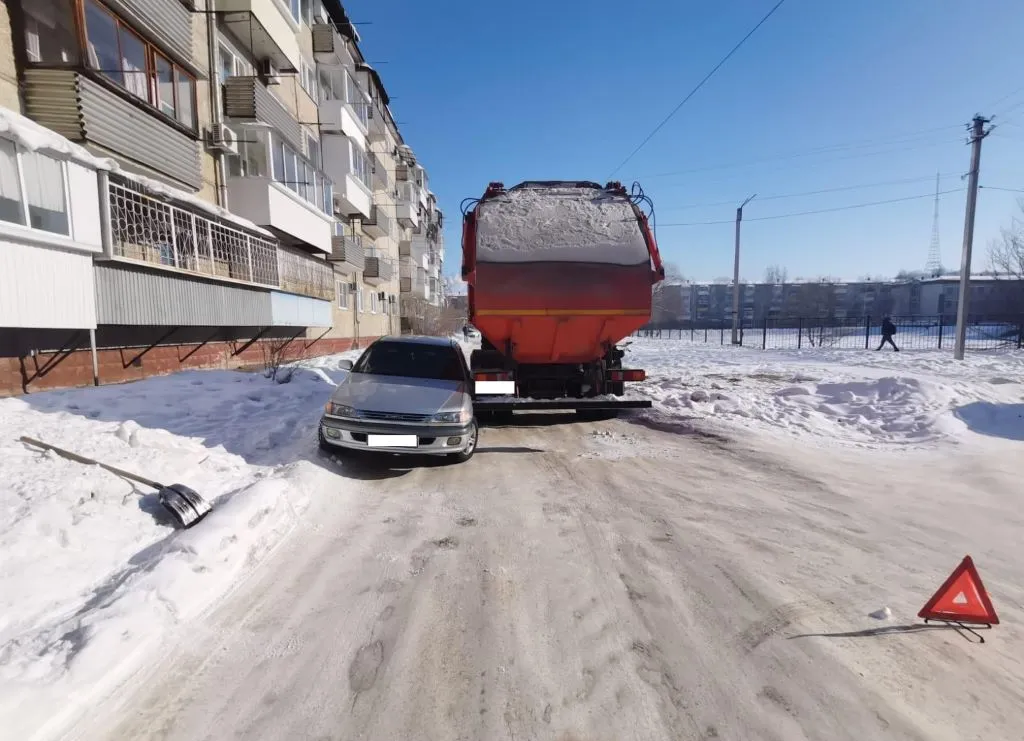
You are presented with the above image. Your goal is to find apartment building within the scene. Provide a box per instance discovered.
[650,276,1024,327]
[0,0,440,395]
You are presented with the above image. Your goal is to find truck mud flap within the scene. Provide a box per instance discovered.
[472,398,652,412]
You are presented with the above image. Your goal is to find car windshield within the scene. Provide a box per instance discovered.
[352,341,464,381]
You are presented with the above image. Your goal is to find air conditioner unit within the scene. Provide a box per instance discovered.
[208,123,239,155]
[257,59,280,84]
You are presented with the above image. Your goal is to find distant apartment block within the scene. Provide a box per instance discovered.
[0,0,442,395]
[651,276,1024,327]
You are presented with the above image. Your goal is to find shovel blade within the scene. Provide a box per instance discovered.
[159,484,212,529]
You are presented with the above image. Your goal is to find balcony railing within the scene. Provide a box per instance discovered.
[108,176,279,287]
[278,246,334,300]
[364,247,394,282]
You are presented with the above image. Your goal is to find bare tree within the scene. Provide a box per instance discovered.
[651,262,685,324]
[764,264,788,284]
[261,334,310,384]
[783,281,839,346]
[403,297,464,337]
[990,201,1024,280]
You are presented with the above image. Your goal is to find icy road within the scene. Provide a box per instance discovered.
[85,412,1022,741]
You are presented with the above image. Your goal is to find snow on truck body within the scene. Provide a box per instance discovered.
[462,181,664,409]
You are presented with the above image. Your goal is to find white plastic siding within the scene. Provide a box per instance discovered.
[0,242,96,328]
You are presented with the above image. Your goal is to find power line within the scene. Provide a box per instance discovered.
[659,173,960,211]
[659,188,964,226]
[979,185,1024,194]
[645,127,962,181]
[607,0,787,177]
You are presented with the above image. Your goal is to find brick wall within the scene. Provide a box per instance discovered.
[0,2,21,111]
[0,335,378,397]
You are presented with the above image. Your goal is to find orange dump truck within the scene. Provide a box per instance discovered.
[461,180,665,412]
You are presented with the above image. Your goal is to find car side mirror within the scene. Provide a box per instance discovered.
[338,359,354,371]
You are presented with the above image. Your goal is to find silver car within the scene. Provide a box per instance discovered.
[318,336,478,462]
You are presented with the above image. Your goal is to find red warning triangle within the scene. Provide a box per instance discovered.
[918,555,999,625]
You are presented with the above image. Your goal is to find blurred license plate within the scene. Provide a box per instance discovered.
[367,434,418,448]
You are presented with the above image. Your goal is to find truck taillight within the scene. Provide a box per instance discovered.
[474,371,513,382]
[609,369,646,382]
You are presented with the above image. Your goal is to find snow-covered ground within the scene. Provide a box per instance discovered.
[624,338,1024,448]
[0,352,359,741]
[2,339,1023,741]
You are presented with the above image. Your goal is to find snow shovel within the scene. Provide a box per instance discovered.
[19,436,212,528]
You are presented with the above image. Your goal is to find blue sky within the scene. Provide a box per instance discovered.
[347,0,1024,282]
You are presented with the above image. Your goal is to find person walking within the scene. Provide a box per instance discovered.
[876,316,899,351]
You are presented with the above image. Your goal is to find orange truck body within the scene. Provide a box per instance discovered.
[462,181,664,365]
[461,181,664,408]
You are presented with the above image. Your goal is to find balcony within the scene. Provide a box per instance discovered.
[218,0,301,72]
[322,134,372,219]
[365,104,387,144]
[400,263,427,299]
[227,177,333,254]
[319,98,368,150]
[23,69,201,190]
[361,206,391,239]
[223,77,302,153]
[108,175,279,288]
[398,237,425,262]
[363,248,393,285]
[329,233,365,274]
[372,154,388,192]
[396,182,419,229]
[277,246,334,300]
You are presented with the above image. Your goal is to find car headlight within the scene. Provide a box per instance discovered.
[431,408,471,424]
[325,402,356,418]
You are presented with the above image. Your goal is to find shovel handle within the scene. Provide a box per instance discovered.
[19,436,163,490]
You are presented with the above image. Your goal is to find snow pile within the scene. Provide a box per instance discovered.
[0,104,271,238]
[623,339,1024,448]
[0,354,358,741]
[474,185,651,264]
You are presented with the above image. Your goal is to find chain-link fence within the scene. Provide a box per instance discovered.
[637,316,1024,351]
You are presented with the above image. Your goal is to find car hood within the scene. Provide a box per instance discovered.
[332,373,467,415]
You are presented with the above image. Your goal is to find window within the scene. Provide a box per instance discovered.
[352,341,465,382]
[356,289,363,313]
[0,139,69,236]
[153,53,175,117]
[217,45,234,86]
[120,25,147,100]
[24,0,80,65]
[318,69,333,102]
[284,149,297,193]
[289,0,301,22]
[81,0,197,131]
[322,181,333,216]
[23,150,69,234]
[84,0,122,86]
[300,0,315,25]
[272,138,286,185]
[350,142,371,187]
[300,59,317,99]
[337,281,350,309]
[307,135,321,168]
[175,70,195,128]
[0,140,24,225]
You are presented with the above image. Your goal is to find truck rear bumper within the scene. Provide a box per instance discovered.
[473,397,651,412]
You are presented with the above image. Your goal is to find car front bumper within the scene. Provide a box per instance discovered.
[319,416,475,455]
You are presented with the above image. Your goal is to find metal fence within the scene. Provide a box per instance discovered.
[277,245,334,301]
[109,175,280,287]
[637,315,1024,352]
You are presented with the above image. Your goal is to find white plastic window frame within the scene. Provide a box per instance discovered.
[0,137,72,240]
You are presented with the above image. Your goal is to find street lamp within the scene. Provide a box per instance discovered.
[731,193,757,345]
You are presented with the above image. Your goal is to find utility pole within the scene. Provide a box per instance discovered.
[953,115,991,360]
[731,194,757,344]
